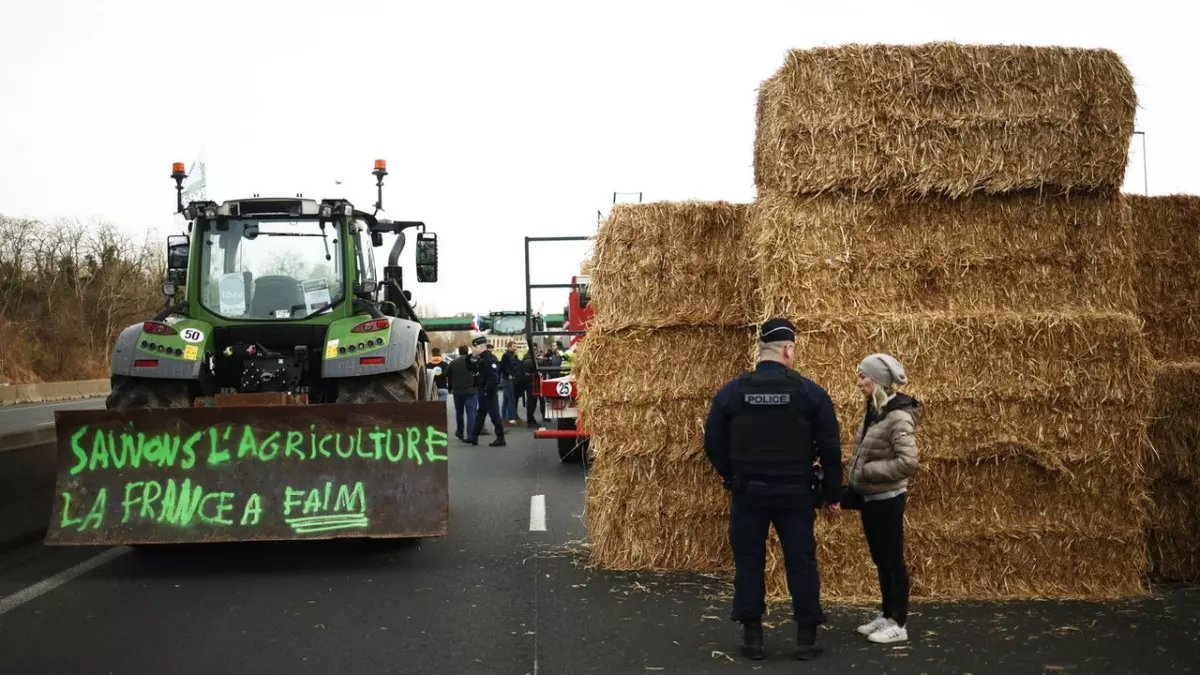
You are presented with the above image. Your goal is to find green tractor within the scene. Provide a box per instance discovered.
[46,160,450,547]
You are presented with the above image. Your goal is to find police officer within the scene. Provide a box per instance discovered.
[704,317,843,661]
[467,336,506,447]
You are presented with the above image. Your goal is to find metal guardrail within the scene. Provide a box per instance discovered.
[0,379,109,406]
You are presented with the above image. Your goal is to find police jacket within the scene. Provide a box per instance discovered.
[704,361,842,502]
[474,351,500,394]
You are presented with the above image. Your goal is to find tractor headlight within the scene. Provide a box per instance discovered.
[320,204,333,219]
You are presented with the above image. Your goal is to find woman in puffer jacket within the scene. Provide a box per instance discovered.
[845,353,921,645]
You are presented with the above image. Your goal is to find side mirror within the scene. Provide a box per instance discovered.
[415,232,438,283]
[167,235,189,285]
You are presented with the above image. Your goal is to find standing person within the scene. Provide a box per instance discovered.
[446,345,477,441]
[846,353,921,645]
[467,336,505,447]
[426,347,449,401]
[704,318,843,662]
[512,344,532,426]
[521,347,539,428]
[500,341,520,424]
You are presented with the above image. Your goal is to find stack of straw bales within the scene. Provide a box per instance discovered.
[752,43,1150,600]
[578,203,757,571]
[1130,195,1200,582]
[580,42,1154,601]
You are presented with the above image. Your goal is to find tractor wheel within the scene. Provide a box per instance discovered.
[337,356,422,404]
[557,418,581,463]
[106,377,192,410]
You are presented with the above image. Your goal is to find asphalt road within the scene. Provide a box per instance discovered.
[1,401,1198,674]
[0,398,105,436]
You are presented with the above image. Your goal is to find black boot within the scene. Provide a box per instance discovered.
[488,432,506,447]
[795,624,822,661]
[740,620,765,661]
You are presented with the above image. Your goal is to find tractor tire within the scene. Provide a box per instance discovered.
[105,377,192,410]
[557,418,581,463]
[337,356,422,404]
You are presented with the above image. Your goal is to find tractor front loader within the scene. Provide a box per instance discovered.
[47,160,450,546]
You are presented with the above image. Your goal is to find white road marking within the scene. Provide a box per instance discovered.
[37,422,54,427]
[529,495,546,532]
[0,546,131,617]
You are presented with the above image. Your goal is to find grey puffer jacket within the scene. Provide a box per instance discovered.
[846,393,922,496]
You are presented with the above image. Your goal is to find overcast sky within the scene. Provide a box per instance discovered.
[1,0,1195,317]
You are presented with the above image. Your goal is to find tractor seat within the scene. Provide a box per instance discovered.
[250,275,304,318]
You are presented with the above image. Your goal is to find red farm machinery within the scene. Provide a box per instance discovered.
[523,235,594,468]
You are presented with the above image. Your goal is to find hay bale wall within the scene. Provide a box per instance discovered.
[752,191,1136,317]
[1129,195,1200,582]
[586,454,1145,600]
[580,42,1153,602]
[588,202,756,329]
[754,43,1136,197]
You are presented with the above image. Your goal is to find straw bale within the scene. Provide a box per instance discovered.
[910,454,1145,533]
[1147,361,1200,480]
[828,396,1152,464]
[585,453,1143,538]
[574,326,754,405]
[755,43,1136,197]
[589,201,757,329]
[1129,195,1200,360]
[582,393,1149,467]
[787,312,1152,405]
[751,190,1136,315]
[577,314,1152,409]
[579,398,712,462]
[1144,363,1200,582]
[1146,477,1200,583]
[784,524,1147,601]
[1139,314,1200,363]
[586,457,1146,600]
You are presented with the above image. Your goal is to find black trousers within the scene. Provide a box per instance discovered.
[471,390,504,439]
[525,389,538,423]
[729,480,825,627]
[861,492,909,626]
[513,381,528,416]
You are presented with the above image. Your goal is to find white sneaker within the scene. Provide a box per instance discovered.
[867,619,908,644]
[856,614,889,636]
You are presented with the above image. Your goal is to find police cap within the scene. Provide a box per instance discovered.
[758,317,796,343]
[471,335,487,347]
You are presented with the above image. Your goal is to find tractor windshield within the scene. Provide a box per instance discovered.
[198,218,345,320]
[491,314,526,334]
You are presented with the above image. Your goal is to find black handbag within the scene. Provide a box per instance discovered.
[840,486,864,511]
